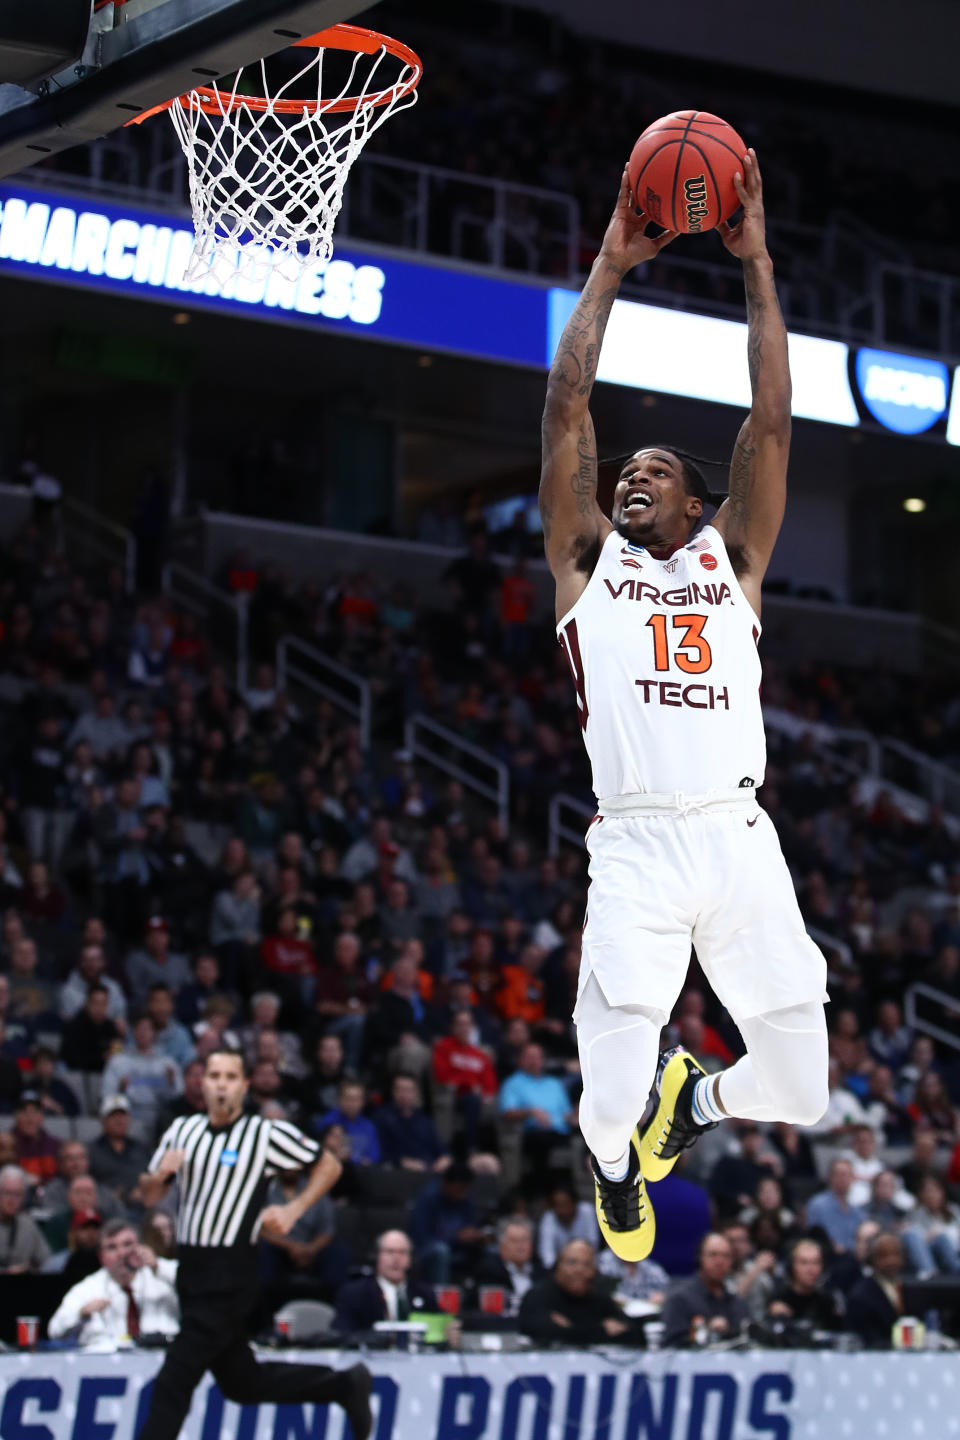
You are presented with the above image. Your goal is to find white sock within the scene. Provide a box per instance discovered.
[597,1151,630,1182]
[691,1075,725,1125]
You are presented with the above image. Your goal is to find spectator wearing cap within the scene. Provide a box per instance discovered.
[102,1016,182,1133]
[42,1200,104,1285]
[146,984,195,1070]
[341,818,416,886]
[88,1096,150,1205]
[60,943,127,1023]
[12,1092,59,1185]
[0,1164,50,1272]
[125,918,191,1008]
[60,984,122,1075]
[48,1219,179,1345]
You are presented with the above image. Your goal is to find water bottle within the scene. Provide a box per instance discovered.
[924,1309,940,1350]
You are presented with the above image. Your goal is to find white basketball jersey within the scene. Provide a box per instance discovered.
[557,524,766,799]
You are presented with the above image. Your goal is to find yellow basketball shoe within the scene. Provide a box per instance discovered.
[591,1130,655,1262]
[639,1047,717,1183]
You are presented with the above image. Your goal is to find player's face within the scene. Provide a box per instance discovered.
[203,1054,248,1122]
[611,450,701,543]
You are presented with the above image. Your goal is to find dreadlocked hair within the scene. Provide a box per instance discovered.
[600,444,728,509]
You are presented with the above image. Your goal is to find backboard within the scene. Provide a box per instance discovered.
[0,0,370,179]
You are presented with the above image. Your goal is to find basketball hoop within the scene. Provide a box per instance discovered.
[128,24,422,285]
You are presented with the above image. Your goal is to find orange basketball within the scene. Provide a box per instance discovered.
[627,111,747,234]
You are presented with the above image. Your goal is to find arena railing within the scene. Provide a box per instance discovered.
[904,983,960,1055]
[404,713,510,834]
[30,132,957,353]
[763,706,960,822]
[63,496,137,595]
[547,792,592,858]
[161,561,249,692]
[275,635,371,751]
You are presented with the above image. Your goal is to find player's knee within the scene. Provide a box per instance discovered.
[773,1075,829,1127]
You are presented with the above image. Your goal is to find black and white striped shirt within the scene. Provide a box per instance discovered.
[149,1113,320,1248]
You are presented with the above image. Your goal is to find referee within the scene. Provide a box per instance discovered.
[136,1047,371,1440]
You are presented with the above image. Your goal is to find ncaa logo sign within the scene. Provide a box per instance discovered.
[855,347,949,435]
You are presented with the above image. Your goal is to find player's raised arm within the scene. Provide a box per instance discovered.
[713,150,791,612]
[540,170,676,609]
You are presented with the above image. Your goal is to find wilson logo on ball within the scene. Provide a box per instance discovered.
[644,187,664,225]
[683,175,709,232]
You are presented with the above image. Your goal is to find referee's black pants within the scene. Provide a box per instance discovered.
[137,1252,351,1440]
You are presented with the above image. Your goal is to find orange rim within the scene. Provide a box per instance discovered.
[128,23,422,125]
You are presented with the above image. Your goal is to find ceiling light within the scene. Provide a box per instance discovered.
[902,497,926,513]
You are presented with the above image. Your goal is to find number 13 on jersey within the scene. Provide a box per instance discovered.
[645,613,712,673]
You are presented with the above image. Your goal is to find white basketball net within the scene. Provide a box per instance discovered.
[165,35,420,286]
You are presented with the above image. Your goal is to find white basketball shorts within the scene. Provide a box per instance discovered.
[576,797,829,1023]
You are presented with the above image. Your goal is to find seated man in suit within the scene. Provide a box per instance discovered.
[334,1229,436,1334]
[469,1218,542,1318]
[847,1232,906,1348]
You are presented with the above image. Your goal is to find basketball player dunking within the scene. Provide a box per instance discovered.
[541,153,829,1259]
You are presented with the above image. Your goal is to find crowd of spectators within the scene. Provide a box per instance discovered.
[0,512,959,1351]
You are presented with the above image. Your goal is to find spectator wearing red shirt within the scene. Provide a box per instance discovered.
[12,1092,59,1185]
[497,944,546,1026]
[260,905,318,1009]
[433,1009,498,1155]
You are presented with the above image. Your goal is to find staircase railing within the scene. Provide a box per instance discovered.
[276,636,371,749]
[404,714,509,833]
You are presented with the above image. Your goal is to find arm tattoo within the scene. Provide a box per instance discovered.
[570,418,597,515]
[745,277,764,393]
[548,267,623,400]
[728,427,757,526]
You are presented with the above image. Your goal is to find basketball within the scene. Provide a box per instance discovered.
[628,110,747,234]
